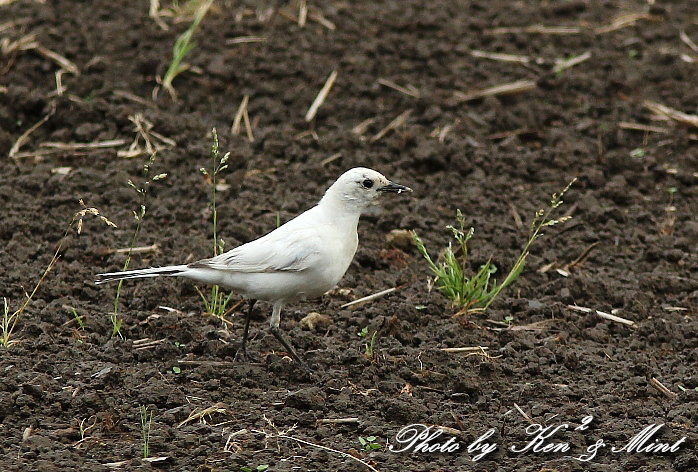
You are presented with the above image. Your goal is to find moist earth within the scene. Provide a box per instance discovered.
[1,1,697,471]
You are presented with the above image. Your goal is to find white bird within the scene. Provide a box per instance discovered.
[96,167,411,370]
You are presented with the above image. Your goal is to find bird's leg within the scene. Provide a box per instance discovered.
[235,299,260,363]
[269,302,312,373]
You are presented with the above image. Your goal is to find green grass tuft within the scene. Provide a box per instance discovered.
[413,179,576,313]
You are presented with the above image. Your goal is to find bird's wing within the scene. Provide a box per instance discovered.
[190,224,324,273]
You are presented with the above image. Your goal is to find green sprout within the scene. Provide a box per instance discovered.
[364,331,378,358]
[140,405,153,458]
[71,308,85,331]
[161,0,214,100]
[358,436,382,451]
[630,148,645,158]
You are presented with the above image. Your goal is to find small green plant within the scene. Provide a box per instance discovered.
[240,466,269,472]
[167,365,181,374]
[140,405,153,458]
[678,385,698,392]
[112,152,167,338]
[504,315,514,326]
[363,330,378,358]
[72,308,85,330]
[196,129,235,317]
[358,436,382,451]
[161,0,214,99]
[630,148,645,158]
[358,326,378,357]
[413,179,575,313]
[1,202,115,347]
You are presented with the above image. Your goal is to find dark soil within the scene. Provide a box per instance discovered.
[1,1,697,471]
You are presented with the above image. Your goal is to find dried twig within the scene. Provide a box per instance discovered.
[177,403,232,428]
[431,119,459,143]
[177,359,238,367]
[454,79,536,102]
[680,30,698,52]
[232,95,254,142]
[118,113,176,158]
[509,202,523,227]
[566,305,637,327]
[595,13,655,34]
[513,403,535,424]
[351,117,377,137]
[432,425,464,436]
[470,50,530,64]
[508,320,555,332]
[317,418,360,424]
[98,244,159,256]
[643,100,698,128]
[441,346,489,353]
[377,78,420,98]
[40,139,128,150]
[618,122,669,134]
[553,51,591,74]
[35,45,79,75]
[305,69,338,122]
[341,287,396,309]
[0,33,38,55]
[148,0,169,30]
[370,109,412,142]
[320,152,342,166]
[113,90,157,108]
[649,377,678,400]
[223,429,249,453]
[298,0,307,27]
[133,338,166,351]
[9,102,56,158]
[487,128,539,140]
[309,11,335,30]
[563,241,601,270]
[1,19,31,34]
[486,25,581,35]
[275,433,380,472]
[226,36,268,45]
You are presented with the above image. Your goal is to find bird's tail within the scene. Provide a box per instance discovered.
[95,265,189,285]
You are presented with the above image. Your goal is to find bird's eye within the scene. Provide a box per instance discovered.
[362,179,374,189]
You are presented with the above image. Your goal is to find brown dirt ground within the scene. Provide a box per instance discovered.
[1,0,697,471]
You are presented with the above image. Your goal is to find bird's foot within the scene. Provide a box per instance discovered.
[269,326,314,374]
[234,344,261,364]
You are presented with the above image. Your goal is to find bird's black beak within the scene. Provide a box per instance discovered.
[380,182,412,194]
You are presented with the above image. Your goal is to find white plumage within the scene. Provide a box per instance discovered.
[96,167,411,370]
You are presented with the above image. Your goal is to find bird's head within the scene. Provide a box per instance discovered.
[320,167,412,212]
